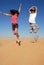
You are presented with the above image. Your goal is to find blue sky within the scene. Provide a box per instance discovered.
[0,0,44,38]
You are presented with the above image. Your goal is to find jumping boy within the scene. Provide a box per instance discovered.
[0,3,22,46]
[28,6,40,33]
[28,6,40,42]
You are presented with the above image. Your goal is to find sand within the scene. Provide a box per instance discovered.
[0,38,44,65]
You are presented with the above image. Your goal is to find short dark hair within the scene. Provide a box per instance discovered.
[10,9,19,15]
[30,9,35,12]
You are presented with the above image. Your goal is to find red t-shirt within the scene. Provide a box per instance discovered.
[11,14,18,24]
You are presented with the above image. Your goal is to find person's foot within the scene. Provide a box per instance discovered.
[16,41,21,46]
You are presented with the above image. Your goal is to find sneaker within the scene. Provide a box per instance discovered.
[16,41,21,46]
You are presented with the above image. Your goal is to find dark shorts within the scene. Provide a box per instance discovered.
[12,24,18,30]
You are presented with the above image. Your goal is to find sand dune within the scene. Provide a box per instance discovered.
[0,38,44,65]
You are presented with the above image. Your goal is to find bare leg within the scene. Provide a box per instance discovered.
[13,28,21,46]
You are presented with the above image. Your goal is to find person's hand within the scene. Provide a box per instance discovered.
[20,3,22,8]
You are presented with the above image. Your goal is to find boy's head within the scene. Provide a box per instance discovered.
[30,7,36,13]
[30,9,35,13]
[10,9,19,15]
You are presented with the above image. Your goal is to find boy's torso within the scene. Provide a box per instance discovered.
[29,13,37,23]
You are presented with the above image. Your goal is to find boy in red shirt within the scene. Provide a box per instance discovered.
[0,3,22,46]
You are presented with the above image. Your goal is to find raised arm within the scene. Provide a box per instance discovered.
[0,12,12,16]
[28,6,33,13]
[18,3,22,13]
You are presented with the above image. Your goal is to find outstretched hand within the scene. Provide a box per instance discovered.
[20,3,22,8]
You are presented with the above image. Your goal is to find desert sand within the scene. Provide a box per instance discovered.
[0,38,44,65]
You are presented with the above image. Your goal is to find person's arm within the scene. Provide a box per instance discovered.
[28,8,32,13]
[0,12,12,16]
[28,6,33,13]
[34,6,38,12]
[18,3,22,13]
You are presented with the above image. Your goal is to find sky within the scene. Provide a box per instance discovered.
[0,0,44,38]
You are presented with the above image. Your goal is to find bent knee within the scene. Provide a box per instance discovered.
[13,32,17,35]
[13,31,16,35]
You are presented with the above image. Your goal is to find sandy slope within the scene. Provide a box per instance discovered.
[0,38,44,65]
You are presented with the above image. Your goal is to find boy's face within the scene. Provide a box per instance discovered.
[29,8,36,14]
[31,11,35,13]
[29,10,35,14]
